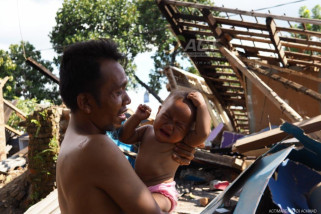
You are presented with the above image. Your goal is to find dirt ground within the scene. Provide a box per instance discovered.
[174,185,222,214]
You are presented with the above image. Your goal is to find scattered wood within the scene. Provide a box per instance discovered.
[194,149,243,171]
[233,115,321,153]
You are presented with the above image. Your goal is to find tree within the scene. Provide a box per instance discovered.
[0,41,60,103]
[299,5,321,32]
[50,0,214,99]
[50,0,146,86]
[135,0,214,94]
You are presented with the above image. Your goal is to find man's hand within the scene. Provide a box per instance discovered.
[172,142,196,165]
[134,104,151,121]
[187,91,206,108]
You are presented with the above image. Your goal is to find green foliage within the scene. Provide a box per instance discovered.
[135,0,214,94]
[0,41,60,104]
[50,0,147,86]
[50,0,214,95]
[297,5,321,32]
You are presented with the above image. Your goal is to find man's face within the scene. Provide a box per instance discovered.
[153,98,193,144]
[90,59,131,132]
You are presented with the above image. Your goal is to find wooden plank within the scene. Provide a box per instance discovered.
[287,58,321,68]
[285,51,321,62]
[5,125,23,136]
[277,27,321,39]
[194,149,243,170]
[178,21,209,30]
[174,12,204,22]
[183,30,214,37]
[232,43,276,53]
[233,115,321,153]
[218,45,303,122]
[201,8,230,46]
[222,28,270,38]
[201,65,232,69]
[280,36,321,47]
[3,99,26,120]
[26,57,60,84]
[0,77,9,161]
[250,66,321,102]
[266,18,288,67]
[203,76,241,84]
[282,41,321,53]
[214,17,267,31]
[233,35,271,44]
[193,56,228,62]
[241,57,321,83]
[161,0,321,26]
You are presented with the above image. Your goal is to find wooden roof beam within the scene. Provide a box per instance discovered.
[201,65,232,69]
[218,44,303,122]
[282,41,321,53]
[277,27,321,39]
[285,51,321,62]
[232,43,276,54]
[222,28,270,38]
[201,8,231,47]
[178,21,209,30]
[232,35,271,44]
[214,17,267,31]
[241,57,321,83]
[280,36,321,47]
[26,57,60,84]
[233,114,321,153]
[266,18,288,67]
[204,76,242,84]
[287,59,321,68]
[249,66,321,102]
[183,30,214,37]
[161,0,321,26]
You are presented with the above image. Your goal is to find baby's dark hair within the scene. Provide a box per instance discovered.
[59,38,123,112]
[164,89,197,122]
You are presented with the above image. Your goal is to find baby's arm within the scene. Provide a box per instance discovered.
[185,91,211,147]
[119,104,151,144]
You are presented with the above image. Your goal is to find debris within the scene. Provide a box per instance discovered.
[199,197,209,206]
[209,180,229,191]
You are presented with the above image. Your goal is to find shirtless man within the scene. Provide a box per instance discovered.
[119,90,211,212]
[56,39,195,214]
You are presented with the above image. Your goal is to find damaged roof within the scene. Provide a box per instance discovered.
[157,0,321,134]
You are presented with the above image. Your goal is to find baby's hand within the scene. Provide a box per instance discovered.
[187,91,206,107]
[134,104,152,120]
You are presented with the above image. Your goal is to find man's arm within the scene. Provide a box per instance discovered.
[119,104,151,144]
[185,91,211,147]
[87,135,163,214]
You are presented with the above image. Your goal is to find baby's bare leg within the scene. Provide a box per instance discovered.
[152,193,172,212]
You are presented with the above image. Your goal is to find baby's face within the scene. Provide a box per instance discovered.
[153,98,193,143]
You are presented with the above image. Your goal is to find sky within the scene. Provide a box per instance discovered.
[0,0,320,113]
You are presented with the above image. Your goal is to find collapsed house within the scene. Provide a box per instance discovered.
[156,0,321,213]
[0,0,321,213]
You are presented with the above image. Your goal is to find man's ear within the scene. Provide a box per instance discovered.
[77,93,93,114]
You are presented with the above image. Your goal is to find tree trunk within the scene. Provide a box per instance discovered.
[134,74,163,104]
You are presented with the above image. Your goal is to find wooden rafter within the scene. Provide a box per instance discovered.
[266,18,288,67]
[158,0,321,134]
[218,44,303,122]
[249,66,321,102]
[240,57,321,83]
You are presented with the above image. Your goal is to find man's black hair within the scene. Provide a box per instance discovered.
[59,38,123,112]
